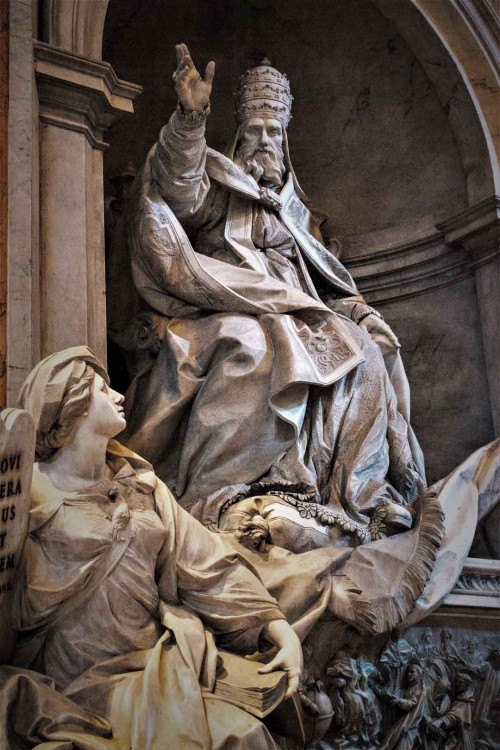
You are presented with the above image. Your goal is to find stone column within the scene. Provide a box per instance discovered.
[437,197,500,436]
[7,0,40,406]
[0,0,8,407]
[34,41,141,364]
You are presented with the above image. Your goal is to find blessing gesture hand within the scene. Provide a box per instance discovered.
[173,43,215,113]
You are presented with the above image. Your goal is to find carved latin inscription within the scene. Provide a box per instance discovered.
[0,409,35,663]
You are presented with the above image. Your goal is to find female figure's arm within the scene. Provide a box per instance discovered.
[154,479,302,697]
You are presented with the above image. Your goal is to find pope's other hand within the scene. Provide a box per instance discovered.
[359,313,400,350]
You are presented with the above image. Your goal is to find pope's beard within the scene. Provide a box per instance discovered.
[235,141,286,187]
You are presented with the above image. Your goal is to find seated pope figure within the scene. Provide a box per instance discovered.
[1,346,302,750]
[112,44,426,549]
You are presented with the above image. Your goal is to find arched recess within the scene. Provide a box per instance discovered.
[38,0,498,214]
[366,0,499,444]
[415,0,499,181]
[40,0,497,196]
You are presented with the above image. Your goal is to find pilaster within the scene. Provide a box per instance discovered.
[7,0,40,406]
[34,41,141,364]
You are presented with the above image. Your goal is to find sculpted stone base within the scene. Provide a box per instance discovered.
[274,564,500,749]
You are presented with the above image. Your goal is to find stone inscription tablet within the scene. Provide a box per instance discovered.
[0,408,35,664]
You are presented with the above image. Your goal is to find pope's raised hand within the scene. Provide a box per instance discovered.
[173,43,215,113]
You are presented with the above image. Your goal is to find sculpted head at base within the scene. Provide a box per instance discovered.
[17,346,125,460]
[86,373,126,440]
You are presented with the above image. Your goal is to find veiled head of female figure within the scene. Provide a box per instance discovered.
[17,346,125,461]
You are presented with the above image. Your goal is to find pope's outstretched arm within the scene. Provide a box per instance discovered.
[150,44,215,224]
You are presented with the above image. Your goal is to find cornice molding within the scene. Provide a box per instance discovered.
[443,557,500,610]
[346,232,473,305]
[34,42,142,151]
[437,195,500,254]
[343,198,499,305]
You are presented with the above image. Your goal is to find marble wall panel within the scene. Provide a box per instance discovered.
[474,255,500,437]
[379,277,494,483]
[40,126,90,355]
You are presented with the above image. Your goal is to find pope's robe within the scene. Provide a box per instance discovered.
[2,441,285,750]
[118,108,425,540]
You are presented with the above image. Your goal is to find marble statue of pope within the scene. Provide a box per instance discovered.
[120,44,426,546]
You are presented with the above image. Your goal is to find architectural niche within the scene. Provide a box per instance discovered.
[2,0,499,748]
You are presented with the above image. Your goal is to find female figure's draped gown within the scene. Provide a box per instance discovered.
[1,440,286,750]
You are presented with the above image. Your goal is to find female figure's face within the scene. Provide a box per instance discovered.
[85,373,126,438]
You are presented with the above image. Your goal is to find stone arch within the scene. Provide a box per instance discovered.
[41,0,109,60]
[416,0,498,179]
[373,0,499,202]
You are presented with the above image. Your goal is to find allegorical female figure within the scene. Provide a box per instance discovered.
[0,346,302,750]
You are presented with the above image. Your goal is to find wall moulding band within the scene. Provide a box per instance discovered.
[437,194,500,253]
[343,195,499,304]
[36,90,109,151]
[451,557,500,597]
[345,232,472,305]
[417,559,500,612]
[34,42,142,150]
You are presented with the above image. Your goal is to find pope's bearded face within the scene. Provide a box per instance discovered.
[235,117,285,187]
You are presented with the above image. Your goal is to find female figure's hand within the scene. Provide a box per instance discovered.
[173,43,215,113]
[259,619,303,699]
